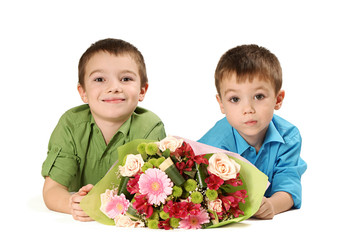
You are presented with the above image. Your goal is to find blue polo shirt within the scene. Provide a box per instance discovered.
[198,114,307,208]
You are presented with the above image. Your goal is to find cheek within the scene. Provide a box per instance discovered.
[257,105,275,122]
[225,111,242,130]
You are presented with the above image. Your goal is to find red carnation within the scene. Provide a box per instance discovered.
[158,219,172,230]
[224,173,243,186]
[132,194,153,218]
[163,200,201,219]
[205,174,224,190]
[127,174,140,194]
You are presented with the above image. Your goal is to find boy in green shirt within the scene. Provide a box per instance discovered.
[41,38,166,221]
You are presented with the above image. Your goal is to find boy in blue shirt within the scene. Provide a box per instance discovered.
[199,45,307,219]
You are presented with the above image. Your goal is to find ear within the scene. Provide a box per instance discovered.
[77,84,88,103]
[274,90,285,110]
[216,94,226,114]
[138,83,149,102]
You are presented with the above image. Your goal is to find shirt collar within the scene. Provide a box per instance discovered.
[233,129,251,155]
[233,120,284,154]
[90,113,132,139]
[263,121,285,145]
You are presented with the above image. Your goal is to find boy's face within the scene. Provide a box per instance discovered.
[78,51,148,125]
[216,74,284,146]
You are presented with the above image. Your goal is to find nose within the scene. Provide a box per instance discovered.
[242,99,255,115]
[106,79,122,93]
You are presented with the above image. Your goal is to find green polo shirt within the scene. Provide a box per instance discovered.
[41,104,166,192]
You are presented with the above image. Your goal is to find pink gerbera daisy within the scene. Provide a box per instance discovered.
[105,193,130,219]
[179,208,210,229]
[138,168,173,205]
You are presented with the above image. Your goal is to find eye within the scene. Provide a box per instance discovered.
[230,97,240,103]
[94,77,104,82]
[121,77,132,82]
[254,94,265,100]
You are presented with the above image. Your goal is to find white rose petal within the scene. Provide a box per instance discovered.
[119,154,144,177]
[157,136,183,152]
[207,153,241,180]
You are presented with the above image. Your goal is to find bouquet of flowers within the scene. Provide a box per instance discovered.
[80,136,268,229]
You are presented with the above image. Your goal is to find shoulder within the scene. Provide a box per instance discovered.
[272,114,301,144]
[58,104,92,127]
[198,117,236,150]
[132,106,163,125]
[51,104,92,141]
[129,107,165,138]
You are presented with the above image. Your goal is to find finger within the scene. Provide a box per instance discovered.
[72,212,93,222]
[73,215,94,222]
[254,206,265,216]
[72,208,89,217]
[254,200,268,216]
[71,194,84,204]
[71,202,83,211]
[79,184,94,193]
[256,206,274,220]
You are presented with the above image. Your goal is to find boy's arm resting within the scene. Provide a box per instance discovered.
[43,177,71,214]
[254,191,293,220]
[43,177,93,221]
[269,129,307,209]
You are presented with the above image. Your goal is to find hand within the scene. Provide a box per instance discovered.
[253,197,275,220]
[69,184,94,221]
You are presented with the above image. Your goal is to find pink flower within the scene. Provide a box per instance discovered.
[105,193,130,219]
[179,208,210,229]
[207,199,223,213]
[138,168,173,205]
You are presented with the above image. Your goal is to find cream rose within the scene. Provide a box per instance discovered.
[157,136,183,152]
[208,199,223,213]
[114,214,144,228]
[207,153,241,180]
[119,154,144,177]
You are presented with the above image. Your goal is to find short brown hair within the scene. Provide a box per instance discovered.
[215,44,282,96]
[78,38,148,88]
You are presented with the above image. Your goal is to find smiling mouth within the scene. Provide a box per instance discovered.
[102,98,125,103]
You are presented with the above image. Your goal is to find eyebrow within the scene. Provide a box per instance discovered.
[88,69,138,77]
[223,88,238,96]
[223,86,270,96]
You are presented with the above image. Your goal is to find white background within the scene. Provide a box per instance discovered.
[1,0,358,239]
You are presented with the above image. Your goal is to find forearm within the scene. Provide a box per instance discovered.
[268,191,293,215]
[43,177,71,214]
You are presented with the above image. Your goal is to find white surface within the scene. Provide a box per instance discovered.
[1,0,358,239]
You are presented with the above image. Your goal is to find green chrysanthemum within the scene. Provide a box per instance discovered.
[205,189,218,201]
[148,158,157,166]
[148,210,159,220]
[147,219,159,229]
[169,218,180,228]
[145,143,158,155]
[141,162,153,172]
[137,143,147,156]
[190,191,203,204]
[172,185,183,197]
[184,179,197,192]
[159,210,170,220]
